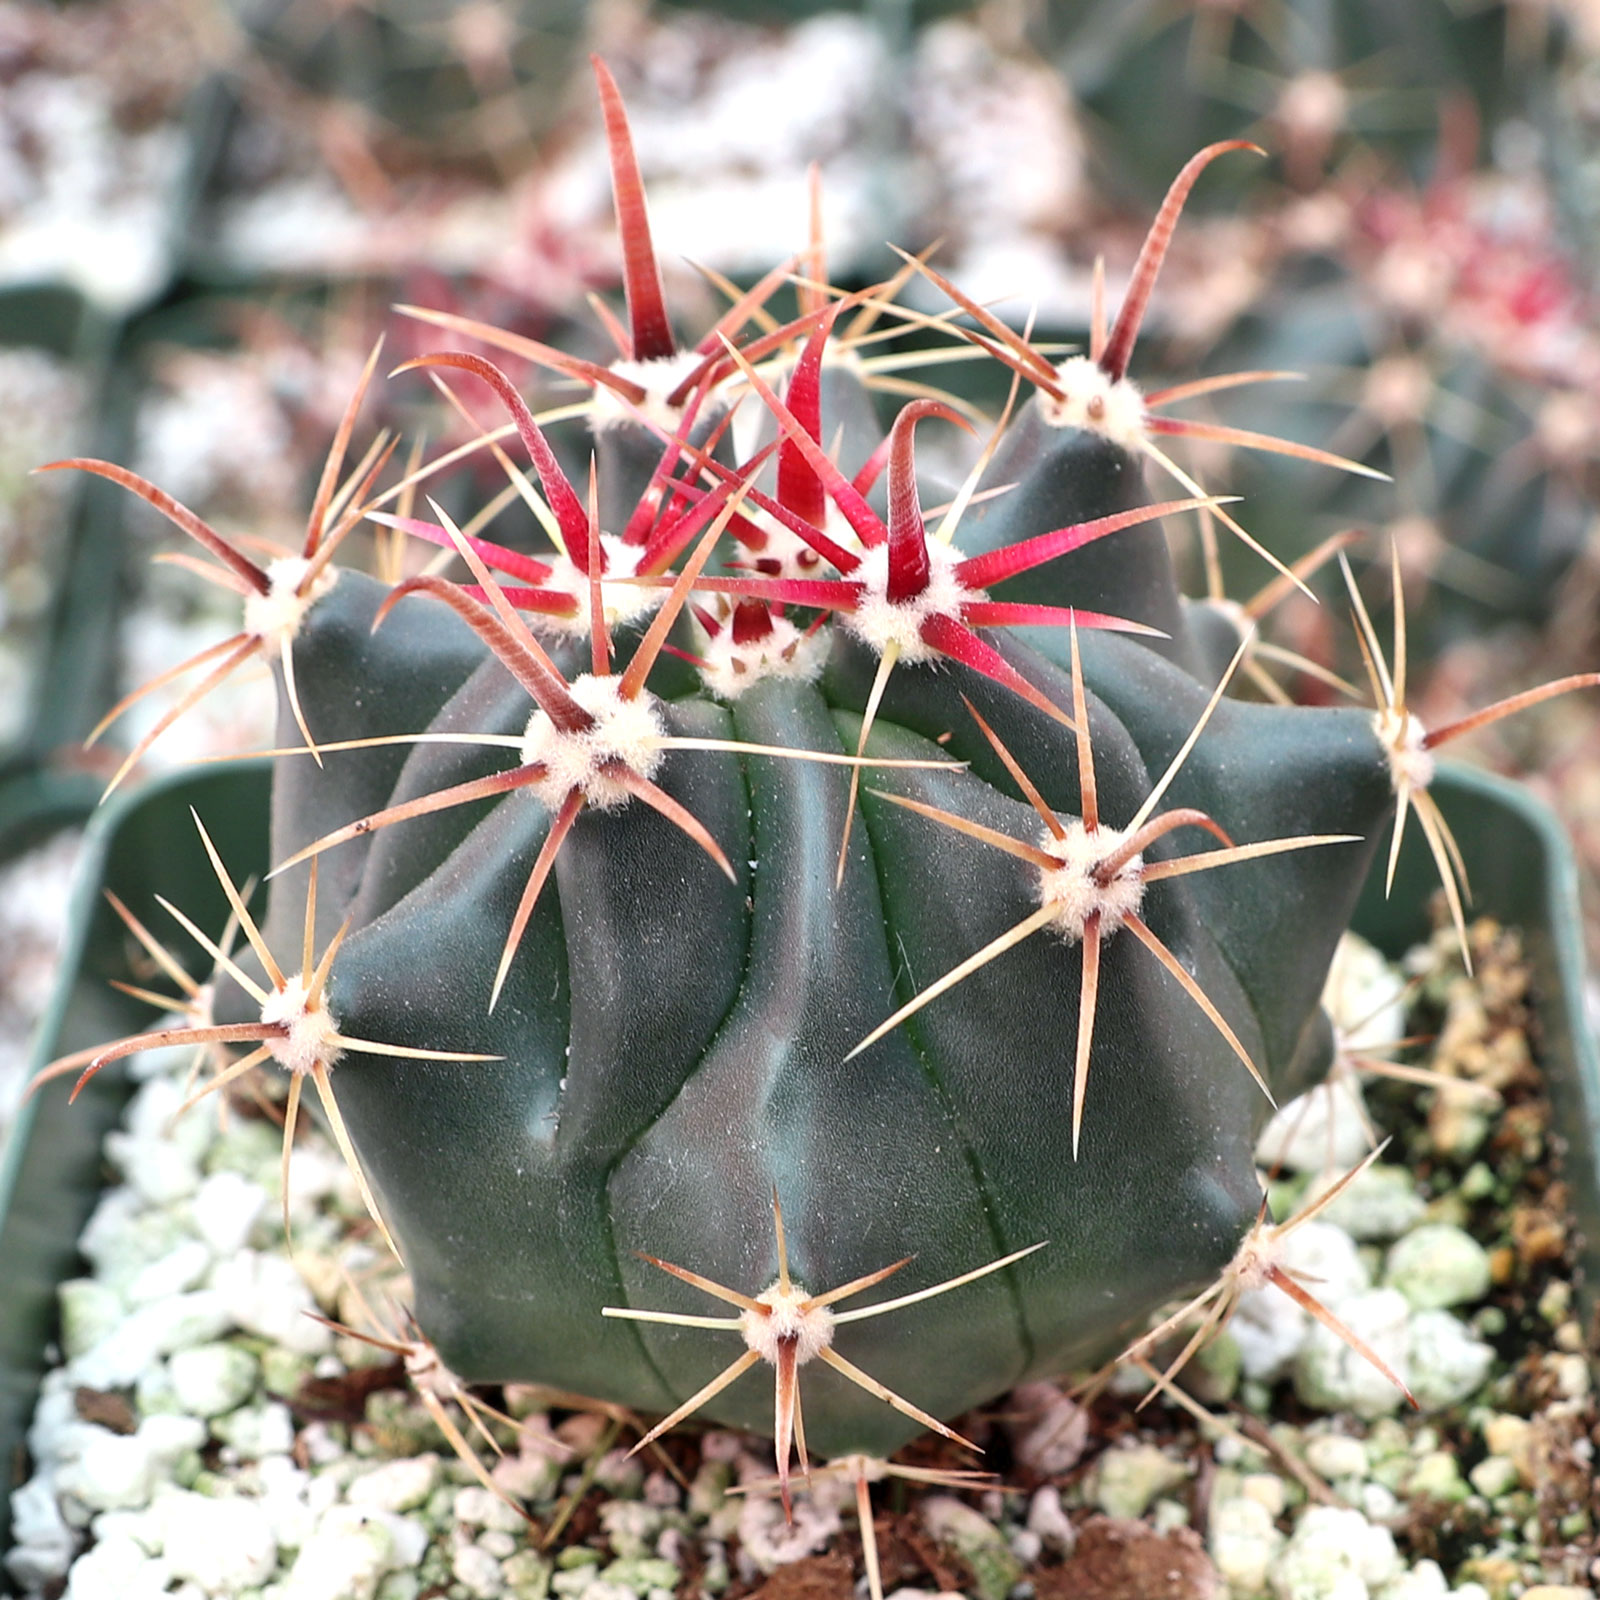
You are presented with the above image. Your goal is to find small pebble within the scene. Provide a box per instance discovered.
[1235,1223,1370,1382]
[347,1455,441,1514]
[281,1507,398,1600]
[599,1500,663,1561]
[55,1415,206,1517]
[1256,1078,1372,1175]
[1294,1289,1411,1418]
[1268,1505,1400,1597]
[452,1541,504,1599]
[57,1281,127,1361]
[1376,1559,1451,1598]
[1240,1474,1287,1517]
[212,1400,295,1460]
[126,1241,212,1306]
[1007,1528,1041,1565]
[1303,1164,1426,1242]
[1384,1225,1492,1310]
[1004,1382,1090,1475]
[1468,1457,1518,1498]
[1208,1494,1284,1595]
[920,1496,1020,1600]
[456,1484,527,1534]
[1089,1442,1189,1519]
[208,1252,332,1356]
[1025,1486,1074,1555]
[62,1532,173,1600]
[69,1292,232,1389]
[1406,1452,1469,1502]
[1304,1432,1367,1481]
[190,1171,268,1257]
[167,1343,258,1419]
[1552,1353,1591,1398]
[601,1557,682,1594]
[1359,1482,1397,1520]
[1407,1311,1494,1411]
[152,1487,279,1591]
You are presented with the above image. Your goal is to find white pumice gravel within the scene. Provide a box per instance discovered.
[6,930,1589,1599]
[1295,1288,1416,1417]
[1088,1441,1190,1518]
[1404,1311,1496,1412]
[1303,1432,1370,1482]
[1383,1224,1493,1310]
[1301,1162,1429,1241]
[1256,1072,1376,1179]
[1232,1220,1371,1383]
[0,67,185,310]
[1271,1504,1402,1597]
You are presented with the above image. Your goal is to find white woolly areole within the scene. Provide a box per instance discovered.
[1375,706,1435,792]
[697,613,829,701]
[191,980,217,1032]
[259,974,343,1077]
[820,342,867,376]
[1036,820,1145,942]
[538,537,662,637]
[745,500,862,581]
[1039,355,1149,451]
[842,539,973,664]
[518,673,666,810]
[1205,596,1251,645]
[404,1341,462,1404]
[242,557,339,647]
[739,1282,835,1367]
[589,350,716,433]
[1227,1219,1281,1295]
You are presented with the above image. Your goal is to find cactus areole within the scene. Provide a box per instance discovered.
[146,76,1419,1463]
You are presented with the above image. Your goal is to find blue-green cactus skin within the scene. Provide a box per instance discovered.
[204,175,1403,1456]
[222,457,1394,1457]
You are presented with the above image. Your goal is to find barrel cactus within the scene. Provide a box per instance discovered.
[40,61,1598,1493]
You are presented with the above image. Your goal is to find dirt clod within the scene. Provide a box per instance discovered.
[1035,1516,1221,1600]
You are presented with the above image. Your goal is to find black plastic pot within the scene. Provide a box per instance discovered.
[0,760,1594,1559]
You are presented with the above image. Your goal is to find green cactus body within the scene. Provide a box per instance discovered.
[255,572,489,964]
[219,385,1395,1458]
[68,75,1433,1470]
